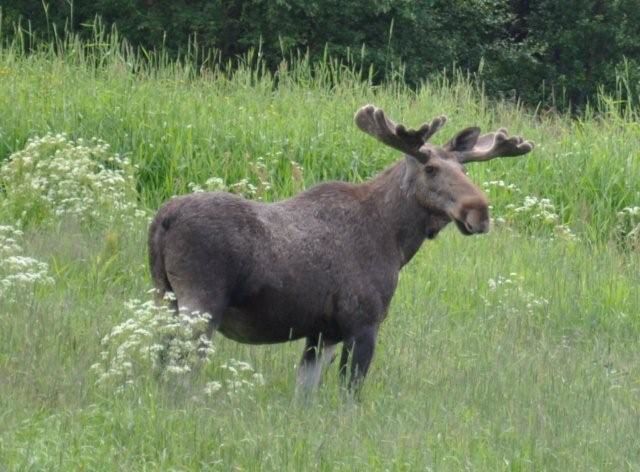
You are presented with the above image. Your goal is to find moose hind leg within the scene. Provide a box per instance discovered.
[338,338,354,386]
[296,337,337,393]
[173,282,230,333]
[168,287,228,363]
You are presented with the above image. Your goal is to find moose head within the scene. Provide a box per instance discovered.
[355,104,534,237]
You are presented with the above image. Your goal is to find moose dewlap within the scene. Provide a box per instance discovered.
[148,104,534,392]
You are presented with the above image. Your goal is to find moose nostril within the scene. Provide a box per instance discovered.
[464,218,487,234]
[450,197,490,235]
[464,220,475,233]
[462,205,490,234]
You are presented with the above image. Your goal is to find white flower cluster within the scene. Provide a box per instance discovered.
[483,272,549,317]
[187,153,290,201]
[188,177,228,194]
[0,133,146,227]
[229,178,259,198]
[91,293,265,397]
[0,225,54,300]
[505,195,577,240]
[218,358,266,397]
[187,175,259,198]
[188,175,260,199]
[482,180,521,193]
[509,196,558,224]
[483,181,575,239]
[91,295,214,390]
[616,206,640,246]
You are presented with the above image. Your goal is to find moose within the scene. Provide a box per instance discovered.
[148,105,534,393]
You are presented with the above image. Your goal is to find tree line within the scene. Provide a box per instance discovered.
[4,0,640,111]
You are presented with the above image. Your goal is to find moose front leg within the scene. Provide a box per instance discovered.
[340,325,378,394]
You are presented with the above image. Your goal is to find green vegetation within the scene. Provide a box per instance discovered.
[5,0,640,110]
[1,32,639,470]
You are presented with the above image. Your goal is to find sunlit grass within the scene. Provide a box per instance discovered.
[0,27,639,470]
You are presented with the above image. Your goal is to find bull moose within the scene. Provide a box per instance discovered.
[148,104,534,392]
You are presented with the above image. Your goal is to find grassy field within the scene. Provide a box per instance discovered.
[1,31,639,470]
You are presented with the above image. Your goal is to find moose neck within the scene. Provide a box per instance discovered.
[363,160,450,267]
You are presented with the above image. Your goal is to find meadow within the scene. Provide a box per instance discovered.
[1,31,639,470]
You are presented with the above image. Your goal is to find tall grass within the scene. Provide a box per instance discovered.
[1,22,639,242]
[0,24,639,470]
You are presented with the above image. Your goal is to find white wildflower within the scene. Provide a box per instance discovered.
[495,194,576,240]
[0,133,145,227]
[0,225,54,299]
[93,294,265,397]
[485,273,549,316]
[482,180,521,193]
[229,178,257,198]
[204,177,227,192]
[204,381,222,396]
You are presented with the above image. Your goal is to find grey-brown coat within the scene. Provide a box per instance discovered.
[148,105,534,392]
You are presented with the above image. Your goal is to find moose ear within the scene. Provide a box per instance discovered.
[401,154,423,192]
[445,127,481,152]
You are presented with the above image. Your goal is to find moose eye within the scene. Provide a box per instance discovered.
[424,165,437,175]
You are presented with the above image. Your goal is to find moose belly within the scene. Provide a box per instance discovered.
[218,295,342,345]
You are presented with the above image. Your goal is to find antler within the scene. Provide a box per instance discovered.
[457,128,534,163]
[354,104,447,162]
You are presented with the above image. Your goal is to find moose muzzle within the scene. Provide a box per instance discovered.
[450,197,490,235]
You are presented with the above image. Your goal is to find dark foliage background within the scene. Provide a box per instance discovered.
[4,0,640,111]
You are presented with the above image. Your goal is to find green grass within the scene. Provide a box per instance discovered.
[1,28,638,241]
[1,29,640,470]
